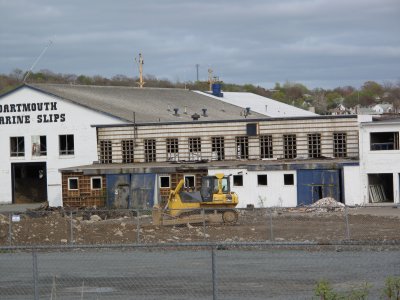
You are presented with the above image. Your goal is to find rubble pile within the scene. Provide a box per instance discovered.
[307,197,345,212]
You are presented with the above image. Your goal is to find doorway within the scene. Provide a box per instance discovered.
[11,162,47,204]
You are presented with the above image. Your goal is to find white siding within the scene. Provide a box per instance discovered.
[0,87,125,206]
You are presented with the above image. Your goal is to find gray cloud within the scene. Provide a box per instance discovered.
[0,0,399,88]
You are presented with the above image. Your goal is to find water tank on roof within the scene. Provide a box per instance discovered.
[212,83,223,97]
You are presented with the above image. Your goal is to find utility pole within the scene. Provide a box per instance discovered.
[195,64,199,82]
[135,53,145,88]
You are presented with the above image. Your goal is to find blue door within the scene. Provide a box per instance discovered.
[297,169,341,206]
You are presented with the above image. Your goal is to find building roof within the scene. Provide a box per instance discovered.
[195,91,317,117]
[60,158,359,175]
[24,84,266,123]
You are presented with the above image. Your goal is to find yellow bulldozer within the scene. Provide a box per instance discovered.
[152,173,239,226]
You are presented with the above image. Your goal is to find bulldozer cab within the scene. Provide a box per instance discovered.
[200,175,230,202]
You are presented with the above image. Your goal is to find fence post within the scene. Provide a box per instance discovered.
[202,209,207,241]
[345,206,351,240]
[136,209,140,243]
[69,211,74,245]
[32,250,39,300]
[211,246,218,300]
[8,213,12,246]
[269,209,274,241]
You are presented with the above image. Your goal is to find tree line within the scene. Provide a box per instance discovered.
[1,68,399,114]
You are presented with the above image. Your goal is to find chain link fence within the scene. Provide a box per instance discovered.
[0,243,400,299]
[1,206,399,246]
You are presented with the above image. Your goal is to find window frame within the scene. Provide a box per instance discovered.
[99,140,113,163]
[144,139,157,162]
[90,177,102,190]
[257,174,268,186]
[283,134,297,159]
[121,139,135,163]
[307,133,321,158]
[159,175,171,188]
[68,177,79,190]
[59,134,74,156]
[236,136,249,159]
[333,132,347,158]
[233,174,244,186]
[260,135,273,159]
[10,136,25,157]
[183,175,196,189]
[284,174,294,186]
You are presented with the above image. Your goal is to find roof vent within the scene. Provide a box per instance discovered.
[173,108,179,116]
[191,113,200,121]
[202,108,208,117]
[246,107,251,115]
[184,106,188,114]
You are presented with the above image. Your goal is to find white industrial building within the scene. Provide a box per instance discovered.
[359,117,400,205]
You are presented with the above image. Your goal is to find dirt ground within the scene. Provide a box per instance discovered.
[0,206,399,246]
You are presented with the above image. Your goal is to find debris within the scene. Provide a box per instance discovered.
[307,197,345,212]
[90,215,102,222]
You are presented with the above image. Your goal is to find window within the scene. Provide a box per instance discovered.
[233,175,243,186]
[122,139,134,163]
[236,136,249,159]
[184,175,195,188]
[166,138,179,161]
[10,137,25,157]
[59,134,74,155]
[31,136,47,156]
[188,137,201,161]
[308,133,321,158]
[333,132,347,158]
[144,139,156,162]
[159,176,171,188]
[260,135,273,159]
[91,177,102,190]
[283,134,297,159]
[257,174,268,186]
[68,177,79,190]
[246,123,258,136]
[370,132,399,150]
[99,140,112,163]
[284,174,294,185]
[211,137,225,160]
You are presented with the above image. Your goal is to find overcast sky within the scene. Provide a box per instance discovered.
[1,0,399,89]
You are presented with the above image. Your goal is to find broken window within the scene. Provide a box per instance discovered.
[59,134,74,155]
[257,174,268,186]
[236,136,249,159]
[211,137,225,160]
[284,174,294,185]
[68,177,79,190]
[188,137,201,161]
[166,138,179,161]
[10,136,25,157]
[283,134,297,159]
[333,132,347,158]
[144,139,156,162]
[121,139,134,163]
[308,133,321,158]
[184,175,195,189]
[370,132,399,151]
[99,140,112,163]
[233,175,243,186]
[159,176,170,188]
[91,177,102,190]
[260,135,273,159]
[31,136,47,156]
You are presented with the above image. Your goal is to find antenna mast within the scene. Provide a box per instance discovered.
[23,40,53,83]
[134,53,145,88]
